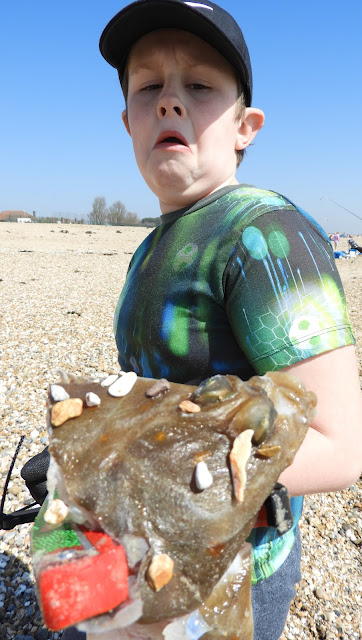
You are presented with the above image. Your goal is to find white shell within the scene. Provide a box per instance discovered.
[108,372,137,397]
[85,392,101,407]
[44,499,69,524]
[100,374,119,387]
[230,429,253,503]
[50,384,70,402]
[195,461,213,490]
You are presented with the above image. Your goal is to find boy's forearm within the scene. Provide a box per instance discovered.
[278,425,361,497]
[277,345,362,497]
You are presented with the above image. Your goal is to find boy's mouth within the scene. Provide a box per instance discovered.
[163,137,185,144]
[154,131,189,149]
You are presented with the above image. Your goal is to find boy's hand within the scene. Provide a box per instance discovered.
[21,447,50,505]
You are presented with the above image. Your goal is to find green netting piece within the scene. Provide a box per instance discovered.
[31,499,82,554]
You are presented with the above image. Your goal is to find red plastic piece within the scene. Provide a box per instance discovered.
[254,504,268,528]
[39,537,129,631]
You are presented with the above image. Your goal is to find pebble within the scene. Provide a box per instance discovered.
[49,384,70,402]
[44,499,69,524]
[15,584,27,597]
[147,553,174,591]
[195,461,213,490]
[178,399,201,413]
[85,391,101,407]
[145,378,171,397]
[1,224,361,640]
[108,371,137,397]
[50,397,83,426]
[315,587,329,600]
[100,373,119,387]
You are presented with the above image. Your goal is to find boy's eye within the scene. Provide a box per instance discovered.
[188,83,209,91]
[141,83,162,92]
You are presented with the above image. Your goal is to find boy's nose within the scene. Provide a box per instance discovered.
[159,104,183,117]
[157,89,185,119]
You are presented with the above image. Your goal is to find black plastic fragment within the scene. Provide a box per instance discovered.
[264,482,294,536]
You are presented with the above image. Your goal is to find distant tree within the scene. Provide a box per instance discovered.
[107,200,127,226]
[88,196,107,225]
[124,211,140,225]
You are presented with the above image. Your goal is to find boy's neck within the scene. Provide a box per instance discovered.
[159,176,240,215]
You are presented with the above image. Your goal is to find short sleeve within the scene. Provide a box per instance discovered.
[223,208,355,374]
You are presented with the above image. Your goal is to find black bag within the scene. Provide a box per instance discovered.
[20,446,50,505]
[0,438,48,530]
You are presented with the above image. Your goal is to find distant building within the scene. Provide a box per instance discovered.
[0,210,34,222]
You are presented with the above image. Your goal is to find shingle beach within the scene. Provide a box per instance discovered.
[0,223,361,640]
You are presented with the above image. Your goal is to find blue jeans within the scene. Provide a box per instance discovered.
[62,527,301,640]
[252,526,302,640]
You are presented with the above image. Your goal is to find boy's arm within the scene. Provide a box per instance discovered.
[277,344,362,496]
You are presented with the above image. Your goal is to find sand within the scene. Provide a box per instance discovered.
[0,222,361,640]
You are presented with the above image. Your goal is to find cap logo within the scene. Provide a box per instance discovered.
[184,2,213,10]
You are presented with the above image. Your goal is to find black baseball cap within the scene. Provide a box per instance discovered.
[99,0,253,106]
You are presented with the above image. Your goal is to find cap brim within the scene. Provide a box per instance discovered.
[99,0,251,105]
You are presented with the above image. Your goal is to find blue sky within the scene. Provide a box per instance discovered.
[1,1,361,232]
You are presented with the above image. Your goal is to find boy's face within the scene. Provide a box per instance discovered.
[122,29,261,213]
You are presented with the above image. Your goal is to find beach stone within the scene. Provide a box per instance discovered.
[14,584,27,598]
[25,604,35,617]
[50,397,83,426]
[8,484,21,496]
[49,384,70,402]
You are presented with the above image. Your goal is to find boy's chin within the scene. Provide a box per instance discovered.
[146,177,199,212]
[146,171,236,213]
[156,184,209,213]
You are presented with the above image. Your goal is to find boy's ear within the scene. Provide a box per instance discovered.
[235,108,265,151]
[122,110,131,136]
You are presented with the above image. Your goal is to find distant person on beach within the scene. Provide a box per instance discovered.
[348,234,362,254]
[332,232,340,250]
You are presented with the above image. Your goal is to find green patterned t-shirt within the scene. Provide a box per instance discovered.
[114,184,354,582]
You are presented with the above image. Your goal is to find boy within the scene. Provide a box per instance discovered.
[63,1,362,638]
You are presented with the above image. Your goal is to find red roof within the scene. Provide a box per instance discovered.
[0,210,33,221]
